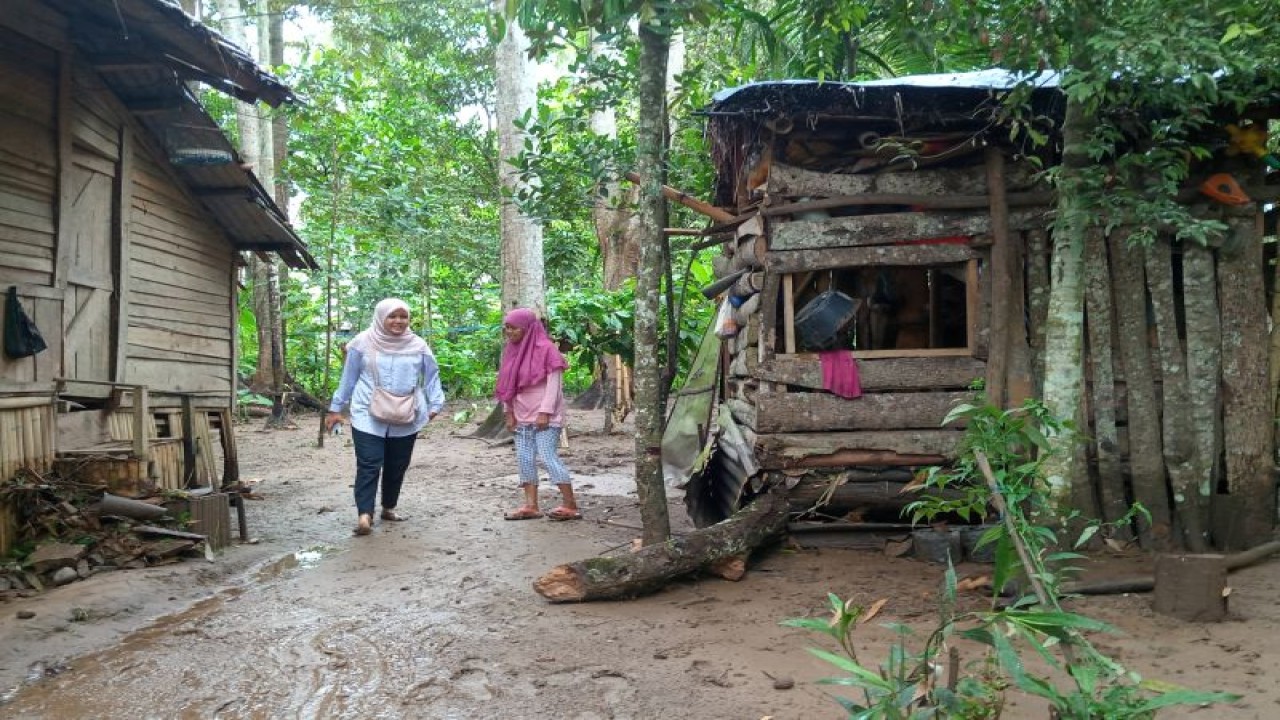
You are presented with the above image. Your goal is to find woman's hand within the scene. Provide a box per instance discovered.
[535,412,550,430]
[504,411,517,432]
[325,412,343,431]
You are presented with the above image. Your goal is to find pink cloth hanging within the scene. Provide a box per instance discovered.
[819,350,862,399]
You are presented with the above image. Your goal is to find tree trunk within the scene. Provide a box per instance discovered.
[632,23,672,546]
[1040,95,1094,525]
[1108,227,1171,547]
[1145,239,1206,551]
[590,73,640,432]
[1218,209,1275,546]
[1083,226,1129,539]
[494,2,545,315]
[533,490,789,602]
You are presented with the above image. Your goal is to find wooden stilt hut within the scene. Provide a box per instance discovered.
[677,71,1278,551]
[0,1,314,553]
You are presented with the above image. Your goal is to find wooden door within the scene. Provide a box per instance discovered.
[61,145,116,381]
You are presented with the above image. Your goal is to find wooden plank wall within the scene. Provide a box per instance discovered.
[0,25,63,389]
[126,139,236,394]
[0,26,58,288]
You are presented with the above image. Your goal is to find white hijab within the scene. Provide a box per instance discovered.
[347,298,430,355]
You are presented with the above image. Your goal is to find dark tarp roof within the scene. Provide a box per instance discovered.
[59,0,314,268]
[708,70,1065,128]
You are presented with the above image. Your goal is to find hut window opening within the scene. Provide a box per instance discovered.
[780,261,976,357]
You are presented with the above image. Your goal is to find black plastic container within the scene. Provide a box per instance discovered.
[794,290,858,351]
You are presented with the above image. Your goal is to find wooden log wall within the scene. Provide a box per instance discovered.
[1076,202,1274,551]
[718,149,1053,478]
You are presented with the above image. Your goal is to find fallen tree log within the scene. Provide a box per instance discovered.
[534,490,790,603]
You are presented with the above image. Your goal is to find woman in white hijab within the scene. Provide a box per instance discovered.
[326,298,445,535]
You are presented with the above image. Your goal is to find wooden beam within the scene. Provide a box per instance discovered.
[763,191,1054,217]
[767,243,976,274]
[770,208,1049,251]
[756,355,986,392]
[766,161,1042,198]
[757,430,963,465]
[664,228,703,236]
[749,390,971,433]
[624,171,736,223]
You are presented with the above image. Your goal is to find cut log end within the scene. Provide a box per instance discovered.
[533,565,587,603]
[708,555,747,581]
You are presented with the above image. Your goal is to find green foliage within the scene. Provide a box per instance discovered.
[788,397,1238,719]
[913,0,1280,247]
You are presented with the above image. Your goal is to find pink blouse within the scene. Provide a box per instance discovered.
[503,370,566,427]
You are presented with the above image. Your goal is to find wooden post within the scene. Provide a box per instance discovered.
[112,126,133,382]
[131,385,149,462]
[984,147,1011,407]
[218,408,240,487]
[1153,553,1228,622]
[180,394,197,488]
[782,273,796,354]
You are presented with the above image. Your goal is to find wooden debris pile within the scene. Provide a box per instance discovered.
[0,467,214,600]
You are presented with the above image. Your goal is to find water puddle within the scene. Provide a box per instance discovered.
[254,545,339,582]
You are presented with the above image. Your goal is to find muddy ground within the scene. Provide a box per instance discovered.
[0,407,1278,719]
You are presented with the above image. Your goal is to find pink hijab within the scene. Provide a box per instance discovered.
[496,308,567,402]
[347,298,430,355]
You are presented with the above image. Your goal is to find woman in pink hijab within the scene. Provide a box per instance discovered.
[496,308,580,521]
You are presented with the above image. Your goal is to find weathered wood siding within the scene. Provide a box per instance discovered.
[0,26,58,288]
[0,25,63,390]
[126,139,235,394]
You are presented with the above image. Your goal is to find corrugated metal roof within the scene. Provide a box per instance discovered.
[57,0,314,269]
[62,0,293,106]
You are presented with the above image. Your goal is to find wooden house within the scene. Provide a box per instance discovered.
[678,71,1278,550]
[0,1,313,552]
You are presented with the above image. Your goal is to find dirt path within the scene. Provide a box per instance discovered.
[1,409,1278,718]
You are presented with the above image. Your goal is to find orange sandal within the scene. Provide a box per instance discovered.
[503,506,543,521]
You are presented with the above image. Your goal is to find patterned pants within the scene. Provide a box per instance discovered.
[514,424,571,486]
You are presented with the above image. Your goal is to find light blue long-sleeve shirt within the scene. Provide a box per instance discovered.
[329,347,446,437]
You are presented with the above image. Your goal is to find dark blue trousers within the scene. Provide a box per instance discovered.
[351,427,417,516]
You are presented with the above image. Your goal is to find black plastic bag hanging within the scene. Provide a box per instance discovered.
[4,285,48,359]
